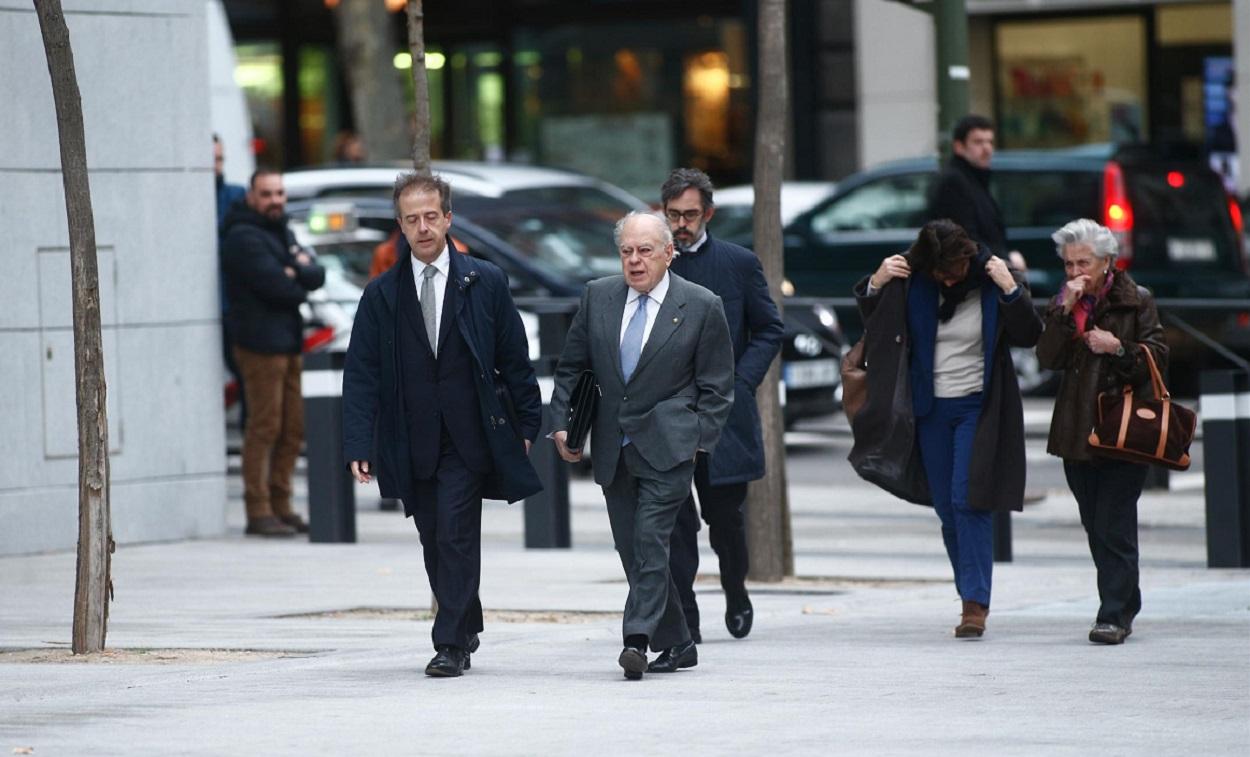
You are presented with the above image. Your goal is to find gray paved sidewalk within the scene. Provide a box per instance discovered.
[1,464,1247,756]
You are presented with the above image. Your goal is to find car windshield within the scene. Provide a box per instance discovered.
[712,204,755,243]
[459,205,625,280]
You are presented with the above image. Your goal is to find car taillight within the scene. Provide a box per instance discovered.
[1103,161,1134,270]
[1228,194,1247,273]
[303,326,335,353]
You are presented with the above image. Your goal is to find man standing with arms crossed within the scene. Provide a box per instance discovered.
[221,168,325,537]
[342,173,542,678]
[661,168,784,642]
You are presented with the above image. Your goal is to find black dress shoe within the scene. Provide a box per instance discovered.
[725,592,753,639]
[425,647,465,677]
[647,640,697,673]
[618,647,647,680]
[463,633,480,670]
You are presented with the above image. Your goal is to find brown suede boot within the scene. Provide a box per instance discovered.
[955,600,988,638]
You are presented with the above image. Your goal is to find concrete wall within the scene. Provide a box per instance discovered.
[854,0,936,169]
[0,0,227,555]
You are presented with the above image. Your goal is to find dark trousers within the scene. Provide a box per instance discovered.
[602,444,694,652]
[1063,458,1147,629]
[404,430,485,651]
[669,453,750,633]
[916,393,993,607]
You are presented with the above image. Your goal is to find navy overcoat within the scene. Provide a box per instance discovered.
[342,246,543,504]
[671,235,784,485]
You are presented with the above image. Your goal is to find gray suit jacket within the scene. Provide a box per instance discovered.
[551,273,735,487]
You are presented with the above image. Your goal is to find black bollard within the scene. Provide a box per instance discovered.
[302,350,356,543]
[1202,370,1250,567]
[520,304,578,549]
[524,402,572,548]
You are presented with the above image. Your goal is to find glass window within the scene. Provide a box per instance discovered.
[996,16,1147,148]
[511,19,751,198]
[809,174,933,233]
[463,206,623,280]
[993,170,1101,228]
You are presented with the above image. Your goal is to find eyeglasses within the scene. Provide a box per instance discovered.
[664,208,704,223]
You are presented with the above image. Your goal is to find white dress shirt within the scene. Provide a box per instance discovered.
[619,271,670,349]
[410,245,451,339]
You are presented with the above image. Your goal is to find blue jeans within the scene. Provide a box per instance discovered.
[916,393,992,607]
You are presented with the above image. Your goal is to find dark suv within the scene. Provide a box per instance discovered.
[782,144,1250,387]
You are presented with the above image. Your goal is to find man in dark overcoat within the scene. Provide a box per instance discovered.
[342,173,542,678]
[661,168,784,642]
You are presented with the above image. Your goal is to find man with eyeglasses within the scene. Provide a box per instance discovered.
[550,211,734,679]
[661,168,784,643]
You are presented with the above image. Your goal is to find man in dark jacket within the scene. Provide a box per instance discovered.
[343,173,542,678]
[662,168,784,642]
[222,169,325,537]
[927,114,1007,256]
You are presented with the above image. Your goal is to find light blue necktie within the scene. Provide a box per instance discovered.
[620,293,648,383]
[619,294,648,447]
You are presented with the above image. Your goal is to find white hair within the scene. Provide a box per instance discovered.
[1052,218,1118,261]
[613,211,673,248]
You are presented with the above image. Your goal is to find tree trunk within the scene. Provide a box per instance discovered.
[746,0,793,582]
[33,0,113,654]
[405,0,432,175]
[333,0,410,161]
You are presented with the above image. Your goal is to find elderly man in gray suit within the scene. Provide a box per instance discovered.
[551,211,734,680]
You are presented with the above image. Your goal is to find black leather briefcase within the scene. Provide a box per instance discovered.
[565,370,599,452]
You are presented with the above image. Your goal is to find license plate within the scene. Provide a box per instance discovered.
[1167,238,1216,262]
[784,359,838,389]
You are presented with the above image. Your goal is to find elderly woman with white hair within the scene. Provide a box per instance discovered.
[1036,218,1168,645]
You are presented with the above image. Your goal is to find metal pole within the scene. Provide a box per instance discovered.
[934,0,970,154]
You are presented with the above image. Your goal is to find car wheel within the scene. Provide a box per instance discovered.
[1012,347,1058,396]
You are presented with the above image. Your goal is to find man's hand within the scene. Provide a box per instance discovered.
[284,266,296,279]
[552,430,582,463]
[985,256,1017,294]
[1083,327,1122,355]
[869,254,911,290]
[1061,275,1089,313]
[350,460,372,484]
[295,251,313,266]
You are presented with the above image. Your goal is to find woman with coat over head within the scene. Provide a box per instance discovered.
[1035,219,1168,645]
[850,219,1042,638]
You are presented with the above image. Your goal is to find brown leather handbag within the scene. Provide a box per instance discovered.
[841,338,867,422]
[1087,346,1197,470]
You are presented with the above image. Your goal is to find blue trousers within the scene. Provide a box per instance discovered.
[916,393,992,607]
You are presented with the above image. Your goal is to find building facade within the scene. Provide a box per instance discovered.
[1,0,227,556]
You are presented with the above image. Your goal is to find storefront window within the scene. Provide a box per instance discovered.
[234,43,285,165]
[513,19,750,199]
[995,16,1147,148]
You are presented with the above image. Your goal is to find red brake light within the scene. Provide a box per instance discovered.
[1103,162,1134,270]
[1166,171,1185,188]
[303,326,335,353]
[1228,195,1244,237]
